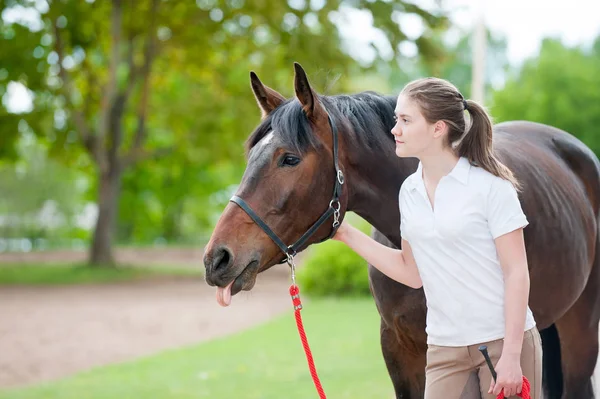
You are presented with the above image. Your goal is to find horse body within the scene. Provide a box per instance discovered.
[203,64,600,398]
[358,119,600,398]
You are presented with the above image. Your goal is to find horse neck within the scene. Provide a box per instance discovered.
[342,134,417,247]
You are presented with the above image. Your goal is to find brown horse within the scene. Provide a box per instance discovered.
[203,63,600,398]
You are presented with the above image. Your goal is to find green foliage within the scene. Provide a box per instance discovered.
[0,298,389,399]
[297,240,371,297]
[0,134,89,244]
[491,37,600,156]
[298,214,373,297]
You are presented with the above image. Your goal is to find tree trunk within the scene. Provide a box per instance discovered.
[89,167,122,266]
[163,201,183,242]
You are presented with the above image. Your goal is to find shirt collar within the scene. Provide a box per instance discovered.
[407,156,471,191]
[448,156,471,185]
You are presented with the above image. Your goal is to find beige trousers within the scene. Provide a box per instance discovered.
[424,327,543,399]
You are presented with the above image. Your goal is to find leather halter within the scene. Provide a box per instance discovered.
[230,112,344,263]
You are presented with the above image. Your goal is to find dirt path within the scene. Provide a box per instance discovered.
[0,267,292,389]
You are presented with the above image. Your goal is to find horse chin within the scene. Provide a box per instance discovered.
[231,259,260,296]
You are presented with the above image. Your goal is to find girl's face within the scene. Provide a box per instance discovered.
[391,94,444,158]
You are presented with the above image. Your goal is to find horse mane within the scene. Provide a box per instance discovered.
[245,91,397,156]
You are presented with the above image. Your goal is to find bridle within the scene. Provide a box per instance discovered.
[229,111,345,275]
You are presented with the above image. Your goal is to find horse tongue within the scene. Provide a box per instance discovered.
[216,280,234,307]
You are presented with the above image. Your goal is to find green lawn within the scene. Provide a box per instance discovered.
[0,298,393,399]
[0,263,202,285]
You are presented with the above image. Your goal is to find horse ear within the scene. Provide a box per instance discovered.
[250,71,285,118]
[293,62,324,120]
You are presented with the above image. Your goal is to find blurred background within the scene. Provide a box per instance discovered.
[0,0,599,398]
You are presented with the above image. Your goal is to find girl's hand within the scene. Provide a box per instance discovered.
[332,220,351,242]
[489,353,523,397]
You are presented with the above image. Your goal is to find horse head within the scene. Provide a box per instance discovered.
[203,63,348,306]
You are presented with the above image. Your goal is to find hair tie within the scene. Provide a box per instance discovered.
[463,99,468,111]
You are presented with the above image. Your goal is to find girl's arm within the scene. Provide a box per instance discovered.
[497,227,530,356]
[489,227,530,396]
[333,222,422,289]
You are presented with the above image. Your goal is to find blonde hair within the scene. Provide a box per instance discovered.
[401,77,520,190]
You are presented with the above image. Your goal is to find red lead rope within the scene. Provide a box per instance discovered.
[289,284,327,399]
[496,376,531,399]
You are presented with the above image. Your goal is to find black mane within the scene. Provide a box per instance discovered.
[246,91,397,155]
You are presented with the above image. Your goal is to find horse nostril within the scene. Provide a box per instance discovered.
[213,246,232,272]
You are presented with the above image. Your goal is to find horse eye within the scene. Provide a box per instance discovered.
[281,154,301,167]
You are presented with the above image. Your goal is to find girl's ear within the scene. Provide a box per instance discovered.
[433,120,447,139]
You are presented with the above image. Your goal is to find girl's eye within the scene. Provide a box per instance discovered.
[281,155,301,167]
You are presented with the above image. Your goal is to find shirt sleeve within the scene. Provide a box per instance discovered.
[399,183,408,240]
[486,177,529,239]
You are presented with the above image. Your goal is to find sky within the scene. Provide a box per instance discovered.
[3,0,600,113]
[443,0,600,63]
[337,0,600,66]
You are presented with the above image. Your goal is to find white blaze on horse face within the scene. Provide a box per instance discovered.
[258,131,274,148]
[249,131,276,164]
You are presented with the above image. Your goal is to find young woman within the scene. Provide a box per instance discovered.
[333,78,542,398]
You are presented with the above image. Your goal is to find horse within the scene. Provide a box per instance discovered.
[203,62,600,398]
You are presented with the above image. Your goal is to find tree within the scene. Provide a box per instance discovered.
[491,37,600,156]
[0,134,87,245]
[1,0,449,265]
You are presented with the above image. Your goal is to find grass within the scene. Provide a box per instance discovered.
[0,298,393,399]
[0,263,203,285]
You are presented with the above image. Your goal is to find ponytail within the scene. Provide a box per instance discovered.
[458,100,521,191]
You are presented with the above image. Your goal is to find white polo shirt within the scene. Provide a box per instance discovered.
[399,157,536,347]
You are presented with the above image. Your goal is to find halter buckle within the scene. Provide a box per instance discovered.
[286,246,297,258]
